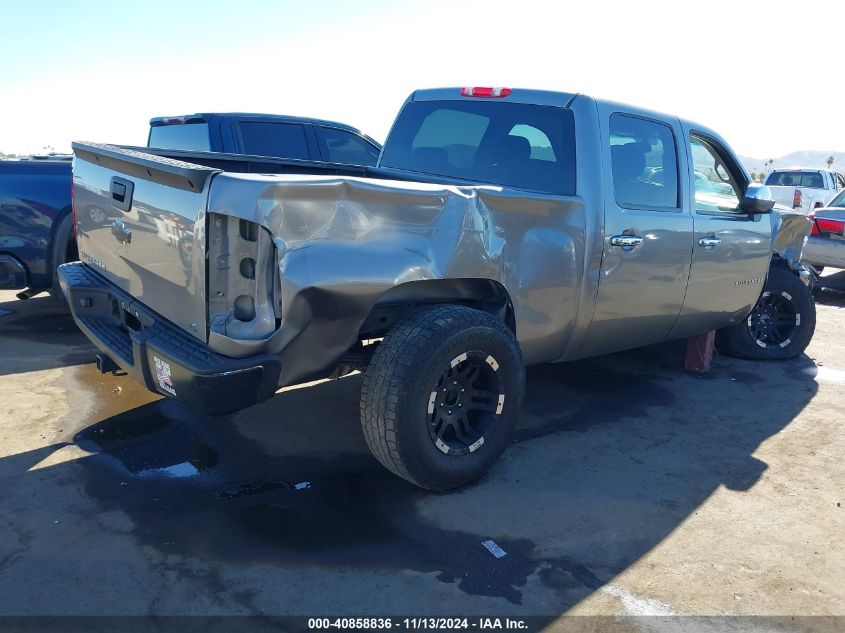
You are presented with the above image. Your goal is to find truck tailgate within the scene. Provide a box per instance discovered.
[768,185,797,209]
[72,142,220,340]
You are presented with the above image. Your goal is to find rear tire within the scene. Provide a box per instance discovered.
[360,305,525,491]
[717,267,816,360]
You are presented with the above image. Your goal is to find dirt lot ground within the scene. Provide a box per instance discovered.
[0,274,843,629]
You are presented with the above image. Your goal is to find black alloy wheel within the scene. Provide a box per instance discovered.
[427,351,505,456]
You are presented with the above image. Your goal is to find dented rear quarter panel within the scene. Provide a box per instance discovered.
[207,177,595,386]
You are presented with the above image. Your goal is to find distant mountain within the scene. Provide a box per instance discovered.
[740,151,845,174]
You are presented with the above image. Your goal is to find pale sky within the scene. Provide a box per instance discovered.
[2,0,844,159]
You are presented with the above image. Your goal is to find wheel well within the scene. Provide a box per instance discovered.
[50,208,77,269]
[358,278,515,339]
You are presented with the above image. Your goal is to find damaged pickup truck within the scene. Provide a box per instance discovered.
[60,87,815,490]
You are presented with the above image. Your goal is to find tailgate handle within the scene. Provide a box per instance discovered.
[109,176,134,212]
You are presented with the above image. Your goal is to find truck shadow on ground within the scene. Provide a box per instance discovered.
[4,335,814,612]
[0,294,89,377]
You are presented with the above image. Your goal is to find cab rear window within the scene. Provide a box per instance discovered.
[380,101,576,196]
[148,122,210,151]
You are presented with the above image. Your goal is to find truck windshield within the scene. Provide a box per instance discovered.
[148,123,211,151]
[380,100,576,195]
[765,171,824,188]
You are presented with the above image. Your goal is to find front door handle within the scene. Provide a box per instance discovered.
[610,234,644,248]
[698,236,721,248]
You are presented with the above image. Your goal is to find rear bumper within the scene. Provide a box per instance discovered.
[58,262,281,415]
[803,236,845,269]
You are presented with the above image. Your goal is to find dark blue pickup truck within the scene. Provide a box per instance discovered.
[0,113,380,299]
[0,156,74,298]
[148,113,381,166]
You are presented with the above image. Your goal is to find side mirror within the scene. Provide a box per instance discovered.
[740,183,775,214]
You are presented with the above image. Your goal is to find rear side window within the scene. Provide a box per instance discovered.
[148,123,210,151]
[380,100,576,196]
[238,122,310,160]
[765,171,825,188]
[320,127,380,166]
[609,114,679,209]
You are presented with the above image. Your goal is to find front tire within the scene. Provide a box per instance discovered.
[360,305,525,491]
[717,267,816,360]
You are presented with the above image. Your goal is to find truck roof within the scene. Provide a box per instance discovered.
[409,87,716,134]
[770,167,832,173]
[410,87,579,108]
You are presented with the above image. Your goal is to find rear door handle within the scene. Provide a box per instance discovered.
[698,237,721,248]
[610,234,644,248]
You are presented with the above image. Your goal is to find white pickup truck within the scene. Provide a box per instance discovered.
[764,168,845,214]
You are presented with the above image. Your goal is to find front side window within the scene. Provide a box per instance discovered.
[239,122,309,160]
[380,100,576,196]
[690,136,742,214]
[321,128,380,166]
[609,114,679,209]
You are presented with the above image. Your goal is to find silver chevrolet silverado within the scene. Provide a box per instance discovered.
[60,87,815,490]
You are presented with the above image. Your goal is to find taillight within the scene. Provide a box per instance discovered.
[460,86,512,98]
[816,217,845,234]
[793,189,802,208]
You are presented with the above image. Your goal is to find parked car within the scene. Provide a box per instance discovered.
[803,189,845,270]
[0,155,75,298]
[148,113,381,166]
[60,86,814,491]
[764,168,844,214]
[0,114,381,300]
